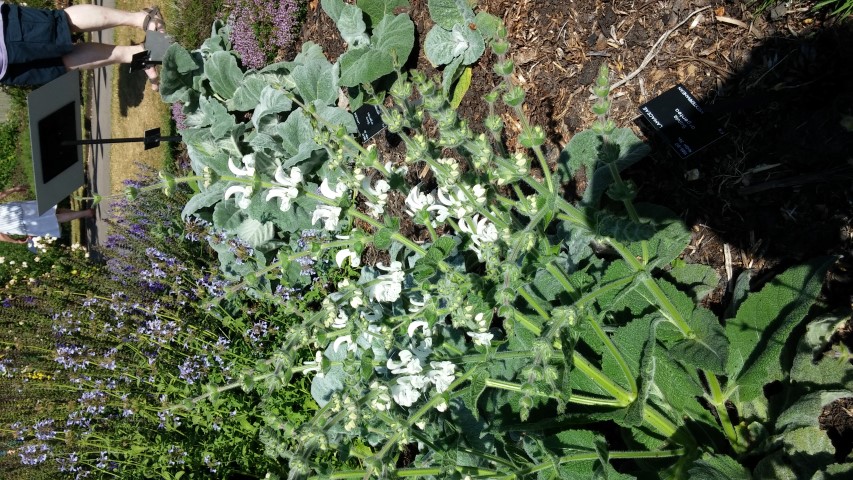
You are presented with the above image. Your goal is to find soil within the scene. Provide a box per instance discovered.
[294,0,853,457]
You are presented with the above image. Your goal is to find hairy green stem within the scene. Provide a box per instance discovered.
[706,373,740,447]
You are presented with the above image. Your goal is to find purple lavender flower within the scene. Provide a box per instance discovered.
[171,101,188,130]
[225,0,300,69]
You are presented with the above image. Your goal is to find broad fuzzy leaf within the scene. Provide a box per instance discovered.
[310,345,347,406]
[321,0,369,47]
[357,0,409,26]
[474,11,502,40]
[449,66,472,109]
[428,0,475,30]
[668,263,720,303]
[775,390,853,433]
[291,57,339,105]
[592,212,656,243]
[687,453,752,480]
[236,218,275,248]
[251,86,293,130]
[632,204,691,270]
[371,13,415,67]
[314,102,358,134]
[441,56,464,96]
[274,108,320,166]
[160,44,203,103]
[213,200,244,231]
[559,128,650,206]
[791,315,853,389]
[182,182,226,219]
[667,307,728,374]
[204,51,243,99]
[227,75,268,111]
[726,257,836,403]
[339,48,392,87]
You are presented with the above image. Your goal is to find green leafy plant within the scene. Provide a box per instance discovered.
[424,0,502,100]
[321,0,415,109]
[46,13,848,479]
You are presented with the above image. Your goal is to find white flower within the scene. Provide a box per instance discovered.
[224,185,253,209]
[467,331,494,347]
[335,249,360,268]
[408,293,432,313]
[319,178,348,200]
[431,185,485,220]
[390,375,430,408]
[332,335,356,353]
[228,154,256,177]
[274,165,303,186]
[266,186,299,212]
[405,185,436,218]
[426,361,456,393]
[407,321,429,338]
[302,351,325,378]
[458,215,499,260]
[384,161,408,176]
[435,398,449,412]
[391,376,425,407]
[386,350,423,375]
[368,261,406,303]
[312,205,342,231]
[331,309,348,329]
[362,178,391,217]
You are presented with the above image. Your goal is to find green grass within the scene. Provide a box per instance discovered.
[751,0,853,17]
[164,0,226,50]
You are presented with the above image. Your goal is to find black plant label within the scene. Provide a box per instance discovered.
[353,104,387,144]
[638,84,725,158]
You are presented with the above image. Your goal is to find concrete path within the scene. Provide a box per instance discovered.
[84,0,115,255]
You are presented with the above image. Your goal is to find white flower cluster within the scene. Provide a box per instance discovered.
[386,321,456,409]
[367,261,405,303]
[362,178,391,218]
[267,165,304,212]
[404,183,487,227]
[31,235,57,253]
[458,215,499,261]
[310,177,347,232]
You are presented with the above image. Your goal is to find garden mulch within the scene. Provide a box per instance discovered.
[294,0,853,448]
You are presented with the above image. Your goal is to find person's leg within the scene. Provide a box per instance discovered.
[62,43,159,90]
[55,209,95,223]
[62,5,163,33]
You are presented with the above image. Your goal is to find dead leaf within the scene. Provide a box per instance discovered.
[716,16,748,29]
[714,6,725,17]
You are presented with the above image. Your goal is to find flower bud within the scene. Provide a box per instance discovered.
[493,59,514,76]
[390,77,413,101]
[502,85,525,107]
[491,39,509,56]
[485,114,503,133]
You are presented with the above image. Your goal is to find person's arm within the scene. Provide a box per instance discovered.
[0,233,29,245]
[0,185,29,201]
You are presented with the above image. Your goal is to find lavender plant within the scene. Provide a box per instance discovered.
[224,0,303,69]
[1,179,356,478]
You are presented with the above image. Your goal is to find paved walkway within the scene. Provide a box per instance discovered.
[84,0,115,255]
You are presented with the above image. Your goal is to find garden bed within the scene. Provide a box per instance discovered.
[297,0,853,310]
